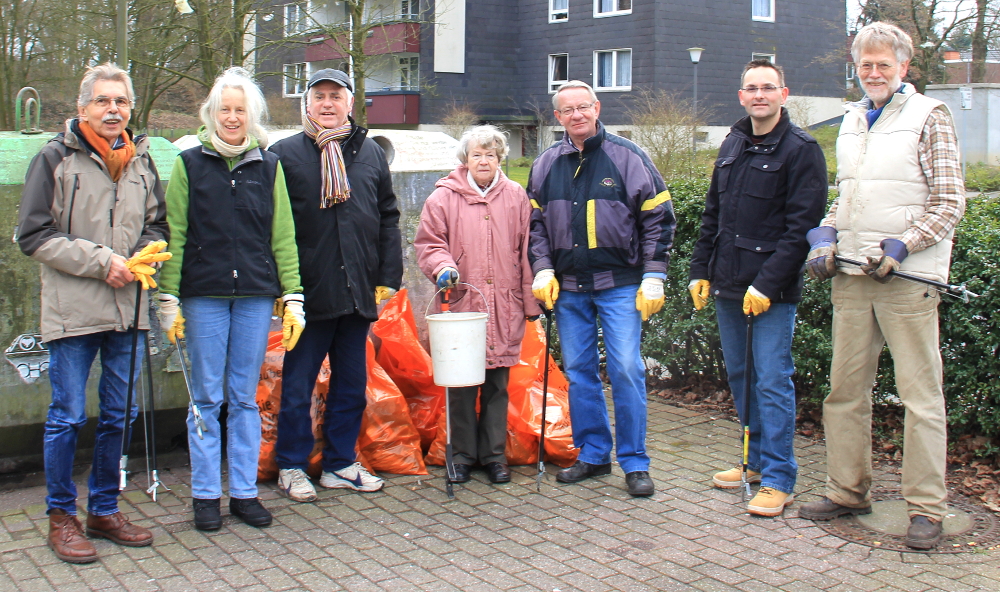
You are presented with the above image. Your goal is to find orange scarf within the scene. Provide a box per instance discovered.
[78,120,135,182]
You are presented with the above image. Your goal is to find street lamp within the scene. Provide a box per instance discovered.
[687,47,704,155]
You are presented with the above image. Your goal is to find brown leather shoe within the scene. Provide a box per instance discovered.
[86,511,153,547]
[48,509,98,564]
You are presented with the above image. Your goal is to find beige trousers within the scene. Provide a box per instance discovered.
[824,274,948,520]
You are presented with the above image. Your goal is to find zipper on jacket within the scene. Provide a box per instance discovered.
[109,182,117,227]
[574,152,585,179]
[67,175,79,234]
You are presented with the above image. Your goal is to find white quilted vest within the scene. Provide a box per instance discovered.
[835,84,954,283]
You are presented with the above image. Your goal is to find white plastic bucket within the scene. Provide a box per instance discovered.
[427,312,488,387]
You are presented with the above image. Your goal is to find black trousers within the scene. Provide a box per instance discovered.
[448,366,510,465]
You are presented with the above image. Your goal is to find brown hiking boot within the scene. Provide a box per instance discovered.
[797,497,871,521]
[48,509,98,564]
[906,515,944,550]
[86,511,153,547]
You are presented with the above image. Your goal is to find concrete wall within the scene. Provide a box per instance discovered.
[926,84,1000,166]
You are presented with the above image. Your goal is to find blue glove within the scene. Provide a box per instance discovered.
[805,226,838,281]
[436,267,459,289]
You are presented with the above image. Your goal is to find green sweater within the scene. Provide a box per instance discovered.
[158,130,302,297]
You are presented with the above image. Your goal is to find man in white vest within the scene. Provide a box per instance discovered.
[798,22,965,550]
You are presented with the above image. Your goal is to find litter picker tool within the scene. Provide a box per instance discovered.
[119,282,143,491]
[141,330,170,501]
[741,313,754,502]
[536,308,553,492]
[835,256,980,302]
[440,289,457,499]
[175,337,207,439]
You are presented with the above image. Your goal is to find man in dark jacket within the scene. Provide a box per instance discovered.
[689,60,827,517]
[270,69,403,502]
[529,80,677,497]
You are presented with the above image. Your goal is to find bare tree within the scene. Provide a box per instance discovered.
[625,88,706,181]
[0,0,47,128]
[439,99,479,139]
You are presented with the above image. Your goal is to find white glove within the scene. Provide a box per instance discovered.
[640,277,664,300]
[532,269,555,292]
[282,293,306,330]
[157,294,179,332]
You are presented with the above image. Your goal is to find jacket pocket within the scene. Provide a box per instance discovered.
[745,160,783,199]
[715,156,735,193]
[734,236,778,285]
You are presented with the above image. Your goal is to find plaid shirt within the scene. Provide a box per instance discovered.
[822,103,966,254]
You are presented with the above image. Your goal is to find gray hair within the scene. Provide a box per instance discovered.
[852,22,913,64]
[78,62,135,108]
[456,125,509,163]
[200,67,269,146]
[552,80,598,110]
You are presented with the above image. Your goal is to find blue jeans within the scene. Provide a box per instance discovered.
[554,284,649,473]
[182,297,273,499]
[715,297,798,494]
[45,330,144,516]
[277,314,370,473]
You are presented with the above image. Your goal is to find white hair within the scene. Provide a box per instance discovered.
[456,125,509,162]
[78,62,135,107]
[200,67,269,146]
[852,22,914,64]
[552,80,598,110]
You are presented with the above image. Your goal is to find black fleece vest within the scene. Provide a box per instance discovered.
[178,145,281,298]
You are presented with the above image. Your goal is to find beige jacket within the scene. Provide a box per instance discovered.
[17,119,168,342]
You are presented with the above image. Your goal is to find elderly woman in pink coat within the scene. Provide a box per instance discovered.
[414,125,542,485]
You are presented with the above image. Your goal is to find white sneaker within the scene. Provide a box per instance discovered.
[319,462,384,492]
[278,468,318,502]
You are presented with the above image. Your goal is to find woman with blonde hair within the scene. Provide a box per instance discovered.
[157,67,304,530]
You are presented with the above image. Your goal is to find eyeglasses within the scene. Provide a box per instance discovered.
[469,153,498,161]
[90,96,133,109]
[557,102,595,117]
[739,85,784,95]
[856,62,897,74]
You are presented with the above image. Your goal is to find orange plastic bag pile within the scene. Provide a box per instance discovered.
[371,289,444,452]
[425,319,578,467]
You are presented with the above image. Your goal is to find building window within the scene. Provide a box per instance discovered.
[594,49,631,90]
[595,0,631,17]
[400,0,418,20]
[752,53,775,63]
[752,0,774,22]
[550,0,568,22]
[284,2,308,37]
[284,63,308,97]
[400,56,419,90]
[549,54,568,93]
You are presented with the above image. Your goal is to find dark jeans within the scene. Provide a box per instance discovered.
[45,330,144,516]
[276,314,370,473]
[448,366,510,466]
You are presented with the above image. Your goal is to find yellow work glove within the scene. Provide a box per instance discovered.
[375,286,396,305]
[635,277,665,321]
[531,269,560,310]
[126,240,172,290]
[156,294,185,344]
[688,279,710,311]
[281,294,306,351]
[742,286,771,316]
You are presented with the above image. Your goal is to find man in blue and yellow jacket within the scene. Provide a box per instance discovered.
[528,80,676,497]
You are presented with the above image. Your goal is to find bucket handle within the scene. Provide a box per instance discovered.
[425,282,491,320]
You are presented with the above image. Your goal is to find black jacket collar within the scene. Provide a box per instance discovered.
[731,108,791,154]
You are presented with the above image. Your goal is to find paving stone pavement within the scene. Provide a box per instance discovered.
[2,396,999,591]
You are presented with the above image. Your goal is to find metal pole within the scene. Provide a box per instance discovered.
[692,62,698,154]
[116,0,128,66]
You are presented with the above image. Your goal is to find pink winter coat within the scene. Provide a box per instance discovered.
[415,165,542,368]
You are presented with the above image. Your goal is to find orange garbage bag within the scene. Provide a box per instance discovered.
[358,337,428,475]
[425,320,578,467]
[371,289,444,452]
[257,332,328,481]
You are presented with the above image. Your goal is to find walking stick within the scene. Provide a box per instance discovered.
[175,337,207,439]
[143,331,170,501]
[741,313,754,502]
[536,308,553,492]
[834,256,980,302]
[119,282,143,491]
[441,289,457,499]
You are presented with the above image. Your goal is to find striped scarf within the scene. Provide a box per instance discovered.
[302,114,352,207]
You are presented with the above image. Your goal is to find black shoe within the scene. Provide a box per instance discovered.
[626,471,654,497]
[229,498,272,528]
[556,460,612,483]
[485,462,511,484]
[448,463,471,484]
[906,515,943,550]
[797,497,872,521]
[192,498,222,531]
